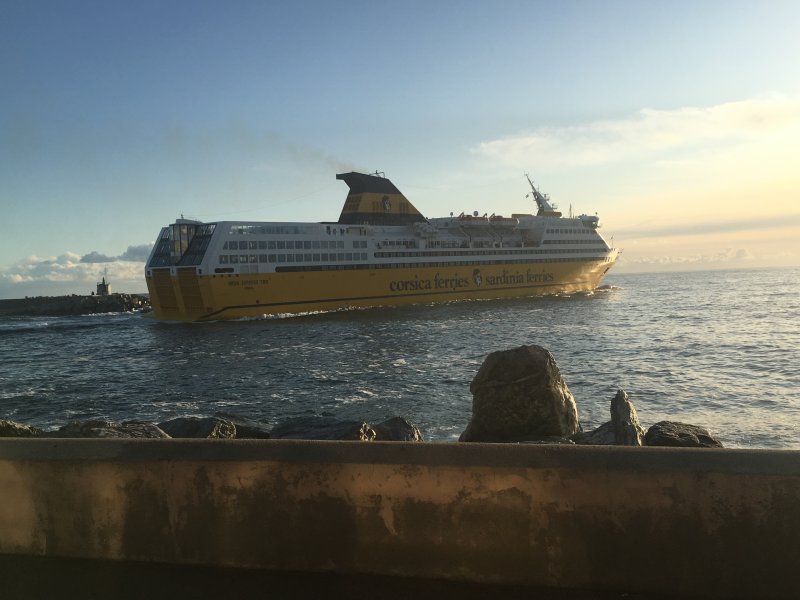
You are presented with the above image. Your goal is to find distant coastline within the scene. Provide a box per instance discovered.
[0,294,149,317]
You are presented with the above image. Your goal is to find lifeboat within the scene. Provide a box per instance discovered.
[489,214,519,228]
[458,212,490,228]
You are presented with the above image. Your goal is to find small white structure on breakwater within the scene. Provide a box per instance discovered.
[96,276,111,296]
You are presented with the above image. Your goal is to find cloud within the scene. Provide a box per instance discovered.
[473,96,800,168]
[0,252,147,298]
[119,244,153,262]
[620,248,756,269]
[80,251,116,263]
[80,243,153,264]
[617,214,800,239]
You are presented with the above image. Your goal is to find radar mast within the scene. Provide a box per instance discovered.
[525,174,561,217]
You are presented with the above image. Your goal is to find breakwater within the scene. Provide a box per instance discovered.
[0,294,148,317]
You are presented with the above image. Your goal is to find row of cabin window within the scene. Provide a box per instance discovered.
[428,240,464,248]
[546,228,596,234]
[275,255,611,272]
[219,252,369,264]
[542,239,607,245]
[222,240,369,251]
[374,246,607,258]
[232,225,303,235]
[379,240,416,248]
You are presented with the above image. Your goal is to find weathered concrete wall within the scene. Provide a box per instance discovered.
[1,439,798,598]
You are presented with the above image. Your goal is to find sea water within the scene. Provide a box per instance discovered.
[1,267,798,448]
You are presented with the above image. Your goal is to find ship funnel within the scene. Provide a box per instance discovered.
[336,172,427,225]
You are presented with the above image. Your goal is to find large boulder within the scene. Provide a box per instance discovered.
[372,417,424,442]
[158,416,236,439]
[644,421,724,448]
[214,412,272,439]
[271,416,376,441]
[459,345,581,442]
[0,419,43,438]
[48,420,170,438]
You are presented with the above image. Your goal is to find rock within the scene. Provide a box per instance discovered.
[644,421,724,448]
[0,419,43,438]
[572,389,644,446]
[372,417,424,442]
[610,389,644,446]
[270,416,376,441]
[158,416,236,439]
[214,412,271,439]
[572,421,616,445]
[48,420,170,438]
[459,345,581,442]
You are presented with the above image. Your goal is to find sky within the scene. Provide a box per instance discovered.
[2,0,799,297]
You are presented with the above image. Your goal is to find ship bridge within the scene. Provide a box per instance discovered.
[146,219,216,269]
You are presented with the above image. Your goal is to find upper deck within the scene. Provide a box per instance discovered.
[145,172,616,278]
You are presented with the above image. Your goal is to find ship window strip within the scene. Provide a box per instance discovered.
[273,255,608,273]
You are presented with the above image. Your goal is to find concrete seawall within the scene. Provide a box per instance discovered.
[1,440,798,598]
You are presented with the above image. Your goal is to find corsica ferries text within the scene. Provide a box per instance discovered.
[389,269,554,292]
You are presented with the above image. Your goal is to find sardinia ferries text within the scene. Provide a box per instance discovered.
[389,270,554,292]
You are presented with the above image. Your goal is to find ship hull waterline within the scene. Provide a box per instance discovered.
[146,258,616,322]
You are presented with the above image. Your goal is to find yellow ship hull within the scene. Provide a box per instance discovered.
[146,257,617,322]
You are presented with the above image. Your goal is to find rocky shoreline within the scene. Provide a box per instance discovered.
[0,293,149,317]
[458,345,723,448]
[0,414,424,442]
[0,344,723,447]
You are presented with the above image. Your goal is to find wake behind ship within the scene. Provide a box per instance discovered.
[144,172,620,321]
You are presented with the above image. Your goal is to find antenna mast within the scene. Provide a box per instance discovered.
[524,174,557,215]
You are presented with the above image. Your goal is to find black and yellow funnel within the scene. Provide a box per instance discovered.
[336,172,427,225]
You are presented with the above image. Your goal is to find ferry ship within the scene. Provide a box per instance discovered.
[144,172,619,321]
